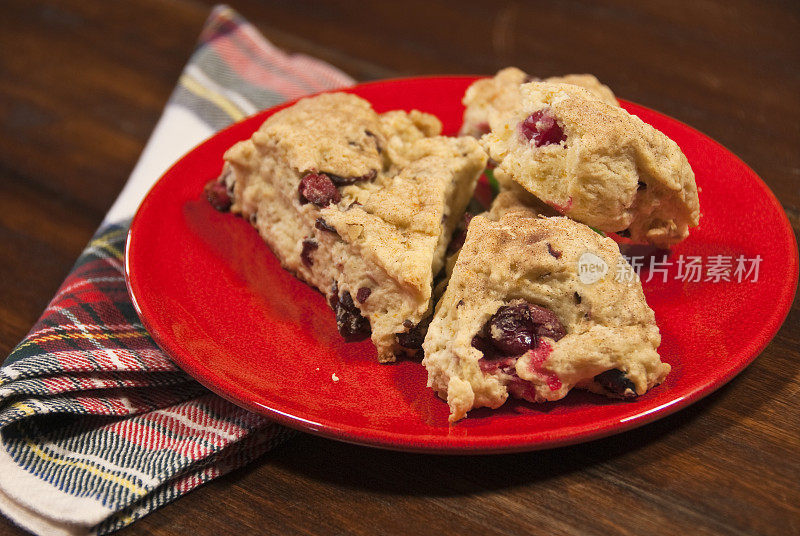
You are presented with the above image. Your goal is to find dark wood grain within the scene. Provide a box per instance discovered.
[0,1,797,535]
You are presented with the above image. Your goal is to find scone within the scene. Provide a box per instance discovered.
[482,81,700,248]
[460,67,618,137]
[207,93,488,362]
[422,206,670,422]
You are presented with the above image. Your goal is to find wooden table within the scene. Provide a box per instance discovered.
[1,1,798,534]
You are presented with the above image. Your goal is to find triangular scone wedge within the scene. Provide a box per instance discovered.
[213,93,487,362]
[422,206,669,422]
[460,67,618,137]
[482,81,700,248]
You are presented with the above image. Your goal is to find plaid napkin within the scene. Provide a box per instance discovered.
[0,6,354,535]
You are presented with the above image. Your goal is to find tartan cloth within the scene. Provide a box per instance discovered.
[0,6,354,535]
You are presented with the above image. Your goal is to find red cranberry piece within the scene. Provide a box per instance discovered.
[397,316,432,349]
[335,290,370,341]
[519,108,566,147]
[546,243,561,259]
[478,356,517,374]
[299,173,341,206]
[204,179,232,211]
[527,304,566,341]
[300,239,318,267]
[488,304,537,355]
[356,287,371,303]
[594,369,637,398]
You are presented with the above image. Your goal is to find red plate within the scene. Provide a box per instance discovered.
[125,76,798,454]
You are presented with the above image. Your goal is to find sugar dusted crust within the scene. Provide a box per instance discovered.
[422,202,670,422]
[482,82,700,248]
[460,67,618,138]
[221,93,487,362]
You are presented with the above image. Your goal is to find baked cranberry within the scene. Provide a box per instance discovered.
[594,369,637,398]
[329,282,339,309]
[478,356,517,374]
[637,181,647,191]
[471,333,492,355]
[478,301,566,364]
[488,304,538,355]
[546,243,561,259]
[300,239,318,267]
[204,179,232,211]
[527,304,566,341]
[299,173,341,206]
[397,316,432,349]
[519,108,566,147]
[328,169,377,185]
[335,290,370,341]
[315,218,337,234]
[356,287,371,303]
[447,212,474,254]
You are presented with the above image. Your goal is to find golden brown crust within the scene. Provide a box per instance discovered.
[460,67,618,137]
[423,205,669,422]
[224,93,487,362]
[483,82,700,248]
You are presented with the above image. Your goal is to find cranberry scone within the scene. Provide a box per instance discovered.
[482,81,700,248]
[207,92,487,362]
[460,67,618,137]
[422,206,670,422]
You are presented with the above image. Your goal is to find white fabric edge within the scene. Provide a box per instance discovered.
[0,446,113,535]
